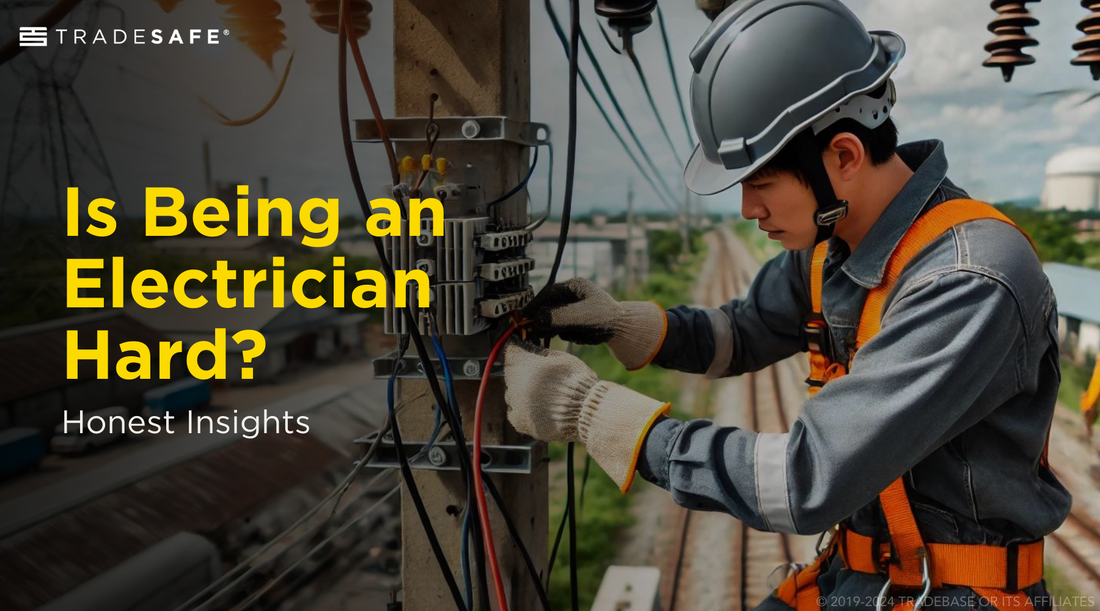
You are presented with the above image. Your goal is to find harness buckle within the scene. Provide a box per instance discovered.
[815,526,838,556]
[875,547,932,611]
[801,315,835,358]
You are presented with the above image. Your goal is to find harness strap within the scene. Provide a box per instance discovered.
[854,200,1031,350]
[805,242,838,395]
[840,529,1044,591]
[783,199,1040,611]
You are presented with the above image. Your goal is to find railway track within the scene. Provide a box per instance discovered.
[1050,511,1100,588]
[663,228,806,611]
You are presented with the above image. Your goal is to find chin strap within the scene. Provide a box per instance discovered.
[792,129,848,245]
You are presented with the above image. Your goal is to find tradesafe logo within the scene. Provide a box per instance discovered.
[19,26,47,47]
[18,26,227,47]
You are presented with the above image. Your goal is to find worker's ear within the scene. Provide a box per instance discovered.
[825,132,865,183]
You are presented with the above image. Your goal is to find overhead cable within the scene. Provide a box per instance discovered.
[623,38,685,167]
[656,7,695,149]
[544,0,680,212]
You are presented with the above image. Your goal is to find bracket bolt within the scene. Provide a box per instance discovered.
[428,446,447,467]
[461,120,480,139]
[462,360,480,377]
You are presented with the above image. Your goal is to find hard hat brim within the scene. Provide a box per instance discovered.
[683,30,905,197]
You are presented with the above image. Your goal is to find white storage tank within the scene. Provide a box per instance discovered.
[1041,147,1100,211]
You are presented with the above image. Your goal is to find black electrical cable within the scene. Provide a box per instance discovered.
[545,0,681,211]
[566,442,579,611]
[578,454,592,516]
[546,0,582,289]
[546,493,570,587]
[656,7,695,150]
[337,8,473,608]
[623,38,685,168]
[485,145,539,211]
[483,475,553,611]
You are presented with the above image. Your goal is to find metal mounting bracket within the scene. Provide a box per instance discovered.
[355,116,551,147]
[372,351,503,380]
[354,432,540,474]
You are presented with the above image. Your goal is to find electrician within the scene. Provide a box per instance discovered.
[503,1,1070,611]
[1083,358,1100,435]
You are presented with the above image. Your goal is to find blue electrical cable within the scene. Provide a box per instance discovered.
[429,329,473,609]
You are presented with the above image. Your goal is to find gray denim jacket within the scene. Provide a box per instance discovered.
[637,141,1071,555]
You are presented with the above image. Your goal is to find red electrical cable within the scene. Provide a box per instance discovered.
[474,324,518,611]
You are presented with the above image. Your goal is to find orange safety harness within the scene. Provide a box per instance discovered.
[776,199,1046,611]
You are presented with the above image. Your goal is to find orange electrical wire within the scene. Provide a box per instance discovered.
[343,1,400,187]
[474,324,519,611]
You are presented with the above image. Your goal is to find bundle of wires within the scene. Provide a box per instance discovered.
[336,0,585,606]
[337,1,489,608]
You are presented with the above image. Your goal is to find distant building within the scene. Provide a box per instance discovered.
[124,291,365,383]
[1044,263,1100,363]
[1075,219,1100,242]
[530,221,650,291]
[0,312,176,433]
[1041,147,1100,211]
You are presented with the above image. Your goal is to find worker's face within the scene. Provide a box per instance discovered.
[740,170,819,250]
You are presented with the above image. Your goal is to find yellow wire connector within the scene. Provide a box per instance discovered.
[399,156,417,177]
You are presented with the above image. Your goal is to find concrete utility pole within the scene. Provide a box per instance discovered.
[392,2,546,609]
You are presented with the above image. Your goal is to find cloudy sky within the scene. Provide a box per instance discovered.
[1,0,1098,220]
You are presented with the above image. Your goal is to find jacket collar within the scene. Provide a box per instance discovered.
[839,139,950,289]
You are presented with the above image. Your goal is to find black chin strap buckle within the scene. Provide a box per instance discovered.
[815,200,850,227]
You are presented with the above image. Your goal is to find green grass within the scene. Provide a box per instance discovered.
[1043,563,1092,611]
[1058,357,1092,412]
[544,249,705,610]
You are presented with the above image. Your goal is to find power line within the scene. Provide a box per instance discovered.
[228,483,403,611]
[571,6,684,208]
[545,0,583,288]
[623,37,685,167]
[656,7,695,150]
[544,0,680,211]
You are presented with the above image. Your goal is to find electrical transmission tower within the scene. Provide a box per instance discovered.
[0,0,126,324]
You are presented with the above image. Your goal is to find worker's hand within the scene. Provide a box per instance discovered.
[504,339,671,492]
[523,278,668,370]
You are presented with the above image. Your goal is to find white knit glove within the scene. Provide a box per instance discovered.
[523,278,668,371]
[504,340,671,492]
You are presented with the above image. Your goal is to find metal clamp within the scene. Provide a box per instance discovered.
[354,432,539,474]
[356,116,551,147]
[373,351,503,381]
[875,548,932,611]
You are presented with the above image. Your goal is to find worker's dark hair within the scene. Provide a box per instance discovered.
[752,82,899,184]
